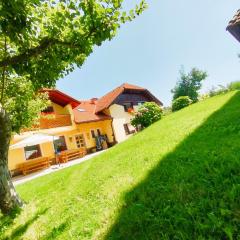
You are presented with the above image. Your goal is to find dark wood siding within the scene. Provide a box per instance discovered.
[114,93,151,106]
[227,24,240,43]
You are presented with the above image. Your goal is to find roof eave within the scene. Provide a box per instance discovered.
[41,89,80,108]
[227,24,240,43]
[95,88,125,113]
[74,117,112,124]
[143,89,163,106]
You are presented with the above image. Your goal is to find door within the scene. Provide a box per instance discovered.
[54,136,67,153]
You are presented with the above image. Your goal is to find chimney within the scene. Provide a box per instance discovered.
[90,98,98,104]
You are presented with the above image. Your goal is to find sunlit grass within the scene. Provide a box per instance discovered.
[1,91,239,239]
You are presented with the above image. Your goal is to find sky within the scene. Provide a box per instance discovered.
[57,1,240,106]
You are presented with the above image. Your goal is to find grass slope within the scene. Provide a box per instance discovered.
[1,91,240,239]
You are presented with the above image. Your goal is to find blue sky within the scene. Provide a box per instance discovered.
[57,1,240,106]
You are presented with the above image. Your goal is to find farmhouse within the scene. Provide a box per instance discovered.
[95,83,162,143]
[9,89,114,175]
[9,83,162,175]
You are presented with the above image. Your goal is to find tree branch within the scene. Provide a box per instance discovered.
[0,38,85,68]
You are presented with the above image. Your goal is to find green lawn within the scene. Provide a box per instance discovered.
[1,91,240,239]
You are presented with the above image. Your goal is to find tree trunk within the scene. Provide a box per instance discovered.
[0,106,23,214]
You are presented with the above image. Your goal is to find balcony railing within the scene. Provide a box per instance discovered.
[40,114,72,129]
[21,114,72,132]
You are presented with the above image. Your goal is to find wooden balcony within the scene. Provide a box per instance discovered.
[40,114,72,129]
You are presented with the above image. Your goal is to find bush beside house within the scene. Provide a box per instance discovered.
[131,102,162,129]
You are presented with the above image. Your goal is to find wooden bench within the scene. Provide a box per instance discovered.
[58,148,87,163]
[18,157,50,175]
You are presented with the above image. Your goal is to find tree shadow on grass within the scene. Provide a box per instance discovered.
[0,208,21,234]
[1,208,48,240]
[106,92,240,239]
[41,221,69,240]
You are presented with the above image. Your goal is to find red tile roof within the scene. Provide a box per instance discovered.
[73,100,112,124]
[227,10,240,43]
[41,89,80,108]
[95,83,162,113]
[41,83,162,123]
[227,10,240,27]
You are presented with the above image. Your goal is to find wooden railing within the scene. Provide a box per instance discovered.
[40,114,72,129]
[58,148,87,163]
[21,114,72,132]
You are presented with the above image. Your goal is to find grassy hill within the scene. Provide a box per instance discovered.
[1,91,240,240]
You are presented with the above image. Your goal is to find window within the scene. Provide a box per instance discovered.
[97,129,101,136]
[91,130,96,138]
[123,124,130,135]
[54,136,67,153]
[138,101,146,106]
[42,106,54,114]
[91,129,102,138]
[75,134,86,148]
[24,145,41,160]
[123,123,136,135]
[123,102,133,112]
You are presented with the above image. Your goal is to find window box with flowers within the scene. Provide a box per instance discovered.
[127,108,135,115]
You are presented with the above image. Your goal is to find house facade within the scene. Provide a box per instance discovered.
[73,99,114,151]
[9,89,114,174]
[9,83,162,175]
[95,83,162,143]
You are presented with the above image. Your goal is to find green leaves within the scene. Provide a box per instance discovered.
[0,0,147,133]
[131,102,162,129]
[172,67,208,103]
[120,1,147,23]
[172,96,192,112]
[3,73,49,133]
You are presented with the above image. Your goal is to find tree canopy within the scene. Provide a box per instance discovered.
[0,0,147,214]
[172,67,207,102]
[0,0,147,132]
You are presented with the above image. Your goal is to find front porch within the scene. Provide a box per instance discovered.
[17,148,87,176]
[13,150,107,186]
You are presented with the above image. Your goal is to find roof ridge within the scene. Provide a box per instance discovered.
[95,82,157,113]
[227,9,240,27]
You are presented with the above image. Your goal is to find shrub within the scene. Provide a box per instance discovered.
[228,81,240,91]
[198,93,210,101]
[131,102,162,129]
[205,82,240,99]
[208,85,229,97]
[172,96,192,112]
[162,107,172,116]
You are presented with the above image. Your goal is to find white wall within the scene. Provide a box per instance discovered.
[109,104,135,143]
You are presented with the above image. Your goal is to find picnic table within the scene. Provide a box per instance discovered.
[18,157,50,175]
[58,148,87,163]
